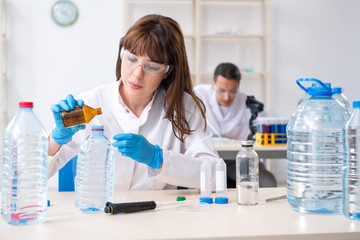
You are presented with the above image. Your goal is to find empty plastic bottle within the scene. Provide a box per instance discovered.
[215,159,228,204]
[200,159,213,204]
[61,104,102,128]
[236,140,259,205]
[333,87,351,112]
[2,102,48,225]
[287,78,350,214]
[343,101,360,220]
[75,125,114,213]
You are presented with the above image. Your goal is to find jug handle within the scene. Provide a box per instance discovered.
[296,78,330,93]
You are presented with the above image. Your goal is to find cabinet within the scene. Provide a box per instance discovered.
[122,0,271,108]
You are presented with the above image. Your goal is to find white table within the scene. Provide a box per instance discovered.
[214,138,287,160]
[1,188,359,240]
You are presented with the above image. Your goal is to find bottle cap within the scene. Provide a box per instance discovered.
[199,197,213,204]
[176,196,186,202]
[91,125,104,131]
[353,101,360,108]
[332,87,343,94]
[19,102,33,108]
[215,197,229,204]
[308,82,332,96]
[240,140,254,146]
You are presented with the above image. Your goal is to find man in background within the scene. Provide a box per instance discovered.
[194,62,276,188]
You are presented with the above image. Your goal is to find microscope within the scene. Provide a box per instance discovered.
[246,96,264,140]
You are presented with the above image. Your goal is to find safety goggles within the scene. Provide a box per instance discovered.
[120,48,170,76]
[213,85,238,97]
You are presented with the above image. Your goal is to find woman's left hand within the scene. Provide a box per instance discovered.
[112,133,163,169]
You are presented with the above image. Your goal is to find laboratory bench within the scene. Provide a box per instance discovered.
[1,188,359,240]
[214,138,287,160]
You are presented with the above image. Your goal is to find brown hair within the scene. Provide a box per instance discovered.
[116,14,206,142]
[214,62,241,83]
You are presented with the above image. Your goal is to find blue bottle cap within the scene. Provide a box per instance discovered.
[332,87,342,94]
[308,82,332,96]
[215,197,229,204]
[353,101,360,108]
[199,197,213,204]
[47,200,50,206]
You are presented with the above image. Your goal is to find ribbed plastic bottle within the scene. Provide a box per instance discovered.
[200,159,213,204]
[236,140,259,205]
[215,159,228,204]
[75,125,114,213]
[343,101,360,220]
[1,102,48,225]
[333,87,351,112]
[61,104,102,128]
[287,78,350,214]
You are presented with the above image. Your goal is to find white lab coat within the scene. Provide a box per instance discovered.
[194,84,252,140]
[48,81,220,190]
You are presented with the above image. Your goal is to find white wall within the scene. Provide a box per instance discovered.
[6,0,123,132]
[2,0,360,188]
[271,0,360,117]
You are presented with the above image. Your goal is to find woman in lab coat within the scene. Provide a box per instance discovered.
[48,14,220,190]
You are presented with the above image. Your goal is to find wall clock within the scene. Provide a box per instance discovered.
[51,0,78,27]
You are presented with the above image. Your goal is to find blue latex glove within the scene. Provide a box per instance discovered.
[51,94,86,145]
[112,133,163,169]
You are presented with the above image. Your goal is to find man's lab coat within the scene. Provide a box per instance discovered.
[48,81,220,190]
[194,84,252,140]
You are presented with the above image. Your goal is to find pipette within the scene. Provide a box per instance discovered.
[104,200,192,214]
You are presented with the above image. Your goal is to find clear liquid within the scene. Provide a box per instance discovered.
[343,126,360,220]
[75,134,114,213]
[2,133,48,225]
[287,130,344,214]
[237,182,258,205]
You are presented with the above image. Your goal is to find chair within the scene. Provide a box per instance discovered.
[58,156,77,192]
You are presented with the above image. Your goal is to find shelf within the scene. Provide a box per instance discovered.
[123,0,271,108]
[202,0,263,2]
[200,71,265,78]
[128,0,192,2]
[201,34,267,39]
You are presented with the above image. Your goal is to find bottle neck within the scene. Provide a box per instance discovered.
[242,145,254,151]
[91,130,104,136]
[309,95,332,100]
[20,107,33,112]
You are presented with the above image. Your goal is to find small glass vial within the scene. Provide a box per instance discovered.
[61,104,102,128]
[236,140,259,205]
[215,159,228,204]
[200,159,213,204]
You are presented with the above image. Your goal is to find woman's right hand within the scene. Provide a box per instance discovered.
[51,94,86,145]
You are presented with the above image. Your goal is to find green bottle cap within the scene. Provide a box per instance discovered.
[176,196,186,201]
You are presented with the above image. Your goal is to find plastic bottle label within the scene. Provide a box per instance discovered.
[216,171,225,192]
[200,172,205,191]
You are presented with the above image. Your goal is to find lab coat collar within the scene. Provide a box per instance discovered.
[115,79,161,127]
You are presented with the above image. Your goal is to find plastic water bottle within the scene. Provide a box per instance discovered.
[297,87,310,106]
[287,78,350,214]
[75,125,114,213]
[1,102,48,225]
[236,140,259,205]
[200,159,213,204]
[215,159,228,204]
[333,87,351,112]
[343,101,360,220]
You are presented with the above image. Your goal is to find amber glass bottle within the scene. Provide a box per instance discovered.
[61,105,102,128]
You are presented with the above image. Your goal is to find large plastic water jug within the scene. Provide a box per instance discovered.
[287,78,350,214]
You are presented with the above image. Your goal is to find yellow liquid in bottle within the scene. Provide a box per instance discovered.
[61,105,102,128]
